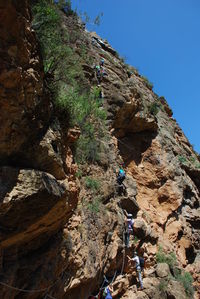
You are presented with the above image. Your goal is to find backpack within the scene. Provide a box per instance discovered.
[139,257,145,269]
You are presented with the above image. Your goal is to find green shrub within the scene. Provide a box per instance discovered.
[85,177,100,191]
[32,1,107,164]
[87,197,101,213]
[158,278,169,292]
[149,102,161,116]
[189,156,200,169]
[156,246,177,268]
[178,155,187,164]
[75,169,82,178]
[190,157,196,163]
[156,247,194,297]
[175,271,194,298]
[196,163,200,169]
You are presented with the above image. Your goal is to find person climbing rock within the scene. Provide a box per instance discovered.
[97,84,103,99]
[95,65,101,83]
[103,285,113,299]
[116,166,126,195]
[100,57,105,67]
[117,167,126,185]
[124,211,134,247]
[100,67,107,77]
[95,65,101,75]
[128,252,144,290]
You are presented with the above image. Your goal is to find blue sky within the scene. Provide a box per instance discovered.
[71,0,200,153]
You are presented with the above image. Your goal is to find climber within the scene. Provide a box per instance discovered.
[97,84,103,99]
[117,167,126,185]
[124,211,135,248]
[116,166,126,195]
[103,285,113,299]
[96,65,101,75]
[95,65,101,83]
[100,67,108,77]
[100,57,105,67]
[128,252,144,290]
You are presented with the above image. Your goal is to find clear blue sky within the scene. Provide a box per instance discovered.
[71,0,200,153]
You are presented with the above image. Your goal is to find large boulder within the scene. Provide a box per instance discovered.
[166,279,188,299]
[0,167,78,253]
[134,219,148,239]
[156,263,170,278]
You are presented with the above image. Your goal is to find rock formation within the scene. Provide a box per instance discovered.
[0,1,78,298]
[0,1,199,299]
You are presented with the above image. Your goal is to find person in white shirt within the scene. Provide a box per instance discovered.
[128,252,144,290]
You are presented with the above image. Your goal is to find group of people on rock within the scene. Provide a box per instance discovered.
[95,57,107,99]
[88,251,144,298]
[89,34,144,298]
[95,57,107,84]
[94,57,108,99]
[87,166,144,298]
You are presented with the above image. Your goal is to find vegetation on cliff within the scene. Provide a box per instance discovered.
[32,0,107,163]
[30,2,199,298]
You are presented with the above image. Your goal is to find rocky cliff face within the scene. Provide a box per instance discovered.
[59,15,200,299]
[0,1,78,298]
[0,2,199,299]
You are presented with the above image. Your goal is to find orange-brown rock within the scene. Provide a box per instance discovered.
[0,0,51,161]
[0,2,199,299]
[0,2,79,298]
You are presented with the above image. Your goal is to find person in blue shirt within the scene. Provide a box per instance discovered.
[117,168,125,185]
[103,285,113,299]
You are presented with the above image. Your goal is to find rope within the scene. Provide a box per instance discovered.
[100,275,108,290]
[120,231,126,275]
[0,281,49,293]
[0,263,67,296]
[0,280,58,299]
[118,201,126,276]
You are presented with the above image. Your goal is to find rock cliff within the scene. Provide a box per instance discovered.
[0,1,78,298]
[0,1,199,299]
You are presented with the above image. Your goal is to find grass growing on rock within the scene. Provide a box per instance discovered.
[149,102,162,116]
[87,197,101,213]
[85,176,100,191]
[175,271,194,298]
[156,246,194,297]
[32,0,107,164]
[156,246,177,268]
